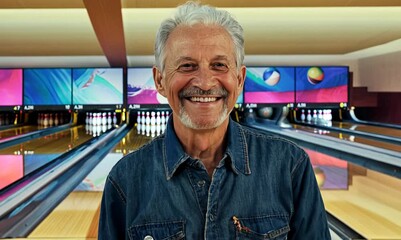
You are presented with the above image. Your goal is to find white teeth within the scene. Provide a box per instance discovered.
[189,97,217,102]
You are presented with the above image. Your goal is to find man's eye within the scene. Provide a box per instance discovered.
[178,63,198,72]
[212,63,228,71]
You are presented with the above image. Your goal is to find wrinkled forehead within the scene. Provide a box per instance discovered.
[164,24,236,62]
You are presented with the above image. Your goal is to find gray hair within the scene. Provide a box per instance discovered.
[154,1,245,73]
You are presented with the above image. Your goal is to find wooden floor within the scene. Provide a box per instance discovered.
[322,169,401,239]
[28,191,102,239]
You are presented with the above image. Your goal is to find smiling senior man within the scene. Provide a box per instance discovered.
[98,1,330,239]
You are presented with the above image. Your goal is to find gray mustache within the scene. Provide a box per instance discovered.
[179,87,228,98]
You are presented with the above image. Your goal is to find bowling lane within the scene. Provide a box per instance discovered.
[306,148,401,239]
[0,125,42,140]
[324,121,401,139]
[292,124,401,153]
[26,127,152,239]
[0,125,94,191]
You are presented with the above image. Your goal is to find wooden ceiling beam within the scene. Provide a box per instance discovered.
[83,0,127,67]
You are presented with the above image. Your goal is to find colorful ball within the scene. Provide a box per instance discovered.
[257,107,273,119]
[307,67,324,85]
[263,67,280,86]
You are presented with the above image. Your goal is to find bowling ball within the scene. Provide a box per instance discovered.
[313,167,326,188]
[257,107,273,119]
[263,67,280,86]
[307,67,324,85]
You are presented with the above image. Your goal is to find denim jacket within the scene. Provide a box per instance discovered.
[99,118,330,240]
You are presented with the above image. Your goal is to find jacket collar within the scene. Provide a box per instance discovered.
[163,116,251,180]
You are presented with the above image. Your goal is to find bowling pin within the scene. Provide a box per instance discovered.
[54,113,59,126]
[165,111,170,124]
[98,113,102,125]
[141,111,146,125]
[137,111,141,124]
[156,111,161,125]
[300,109,305,122]
[49,113,53,126]
[107,112,112,125]
[89,112,93,125]
[102,112,107,125]
[312,110,317,121]
[43,114,49,127]
[306,110,312,122]
[85,112,89,125]
[318,110,323,120]
[150,112,156,125]
[145,112,150,125]
[94,113,98,125]
[113,112,117,125]
[161,111,166,125]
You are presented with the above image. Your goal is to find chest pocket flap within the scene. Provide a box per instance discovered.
[234,215,290,240]
[128,220,185,240]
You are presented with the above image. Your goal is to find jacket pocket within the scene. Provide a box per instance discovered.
[233,215,290,240]
[128,220,185,240]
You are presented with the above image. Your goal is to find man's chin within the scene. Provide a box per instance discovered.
[179,113,229,130]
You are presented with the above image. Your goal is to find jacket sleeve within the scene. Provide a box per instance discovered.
[98,175,127,240]
[288,153,331,240]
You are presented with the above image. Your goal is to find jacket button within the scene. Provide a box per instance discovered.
[144,235,154,240]
[197,180,205,187]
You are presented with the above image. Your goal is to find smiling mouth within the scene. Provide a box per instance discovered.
[188,96,220,103]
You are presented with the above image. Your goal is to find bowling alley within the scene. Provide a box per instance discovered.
[1,0,401,239]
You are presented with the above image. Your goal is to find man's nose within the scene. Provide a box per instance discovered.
[193,67,218,90]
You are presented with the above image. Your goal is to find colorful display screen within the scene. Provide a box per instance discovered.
[295,66,348,104]
[244,67,295,105]
[0,69,23,106]
[305,149,348,190]
[127,68,168,105]
[72,68,123,105]
[24,68,72,106]
[0,155,23,191]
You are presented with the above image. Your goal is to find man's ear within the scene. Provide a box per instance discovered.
[237,65,246,91]
[153,66,166,97]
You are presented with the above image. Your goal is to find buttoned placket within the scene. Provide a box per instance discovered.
[204,161,226,240]
[186,159,211,216]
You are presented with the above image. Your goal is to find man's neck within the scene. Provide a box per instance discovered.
[173,117,229,177]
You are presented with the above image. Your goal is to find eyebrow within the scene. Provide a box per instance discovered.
[174,55,230,65]
[213,55,229,61]
[174,57,195,65]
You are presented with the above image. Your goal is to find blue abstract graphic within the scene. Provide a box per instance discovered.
[24,69,72,105]
[73,68,123,105]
